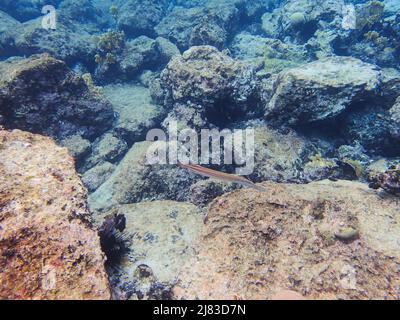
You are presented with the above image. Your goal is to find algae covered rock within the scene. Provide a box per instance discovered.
[102,83,165,144]
[389,97,400,124]
[94,35,161,83]
[0,54,114,141]
[261,0,345,43]
[88,141,199,213]
[265,56,381,126]
[102,201,203,300]
[0,129,110,300]
[60,134,92,164]
[1,16,98,64]
[249,124,317,183]
[117,0,169,37]
[82,161,116,193]
[369,164,400,195]
[230,33,310,75]
[155,1,240,50]
[83,133,128,170]
[160,45,260,122]
[173,180,400,300]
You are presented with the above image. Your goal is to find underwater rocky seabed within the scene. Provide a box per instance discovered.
[0,0,400,300]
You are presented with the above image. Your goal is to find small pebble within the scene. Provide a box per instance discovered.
[335,227,360,241]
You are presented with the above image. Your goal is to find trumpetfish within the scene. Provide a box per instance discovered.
[179,163,266,192]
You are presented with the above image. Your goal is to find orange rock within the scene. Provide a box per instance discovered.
[0,129,110,300]
[173,180,400,300]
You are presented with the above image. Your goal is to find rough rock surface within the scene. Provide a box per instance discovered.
[160,46,260,122]
[155,1,240,50]
[94,35,161,84]
[261,0,344,43]
[230,33,310,75]
[250,124,316,182]
[88,141,200,213]
[389,97,400,124]
[83,133,128,170]
[102,84,165,144]
[340,103,400,156]
[0,11,21,39]
[117,0,169,38]
[173,180,400,300]
[265,57,381,125]
[1,16,98,65]
[0,129,110,300]
[102,201,203,300]
[82,161,116,193]
[0,54,114,141]
[60,134,92,165]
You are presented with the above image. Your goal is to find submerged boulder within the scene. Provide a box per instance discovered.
[94,35,166,84]
[160,46,260,125]
[230,33,310,75]
[102,83,165,145]
[173,180,400,300]
[265,56,381,126]
[0,129,110,300]
[0,16,98,65]
[248,124,316,182]
[155,1,240,50]
[0,54,114,141]
[88,141,200,213]
[102,201,203,300]
[117,0,169,38]
[261,0,345,43]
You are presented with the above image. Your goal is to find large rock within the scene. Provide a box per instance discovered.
[0,54,114,141]
[265,56,381,125]
[88,141,199,213]
[117,0,169,38]
[0,11,21,56]
[249,124,317,182]
[94,35,162,84]
[160,46,260,124]
[340,103,400,156]
[83,133,128,170]
[230,33,311,75]
[173,180,400,300]
[0,16,98,65]
[337,69,400,156]
[102,83,165,144]
[261,0,345,43]
[102,201,203,300]
[0,129,110,300]
[0,10,21,35]
[155,1,240,50]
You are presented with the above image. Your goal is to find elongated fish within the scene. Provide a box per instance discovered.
[179,163,266,192]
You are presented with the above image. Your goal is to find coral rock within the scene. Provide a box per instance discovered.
[173,180,400,300]
[0,129,110,300]
[0,54,114,141]
[265,56,381,125]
